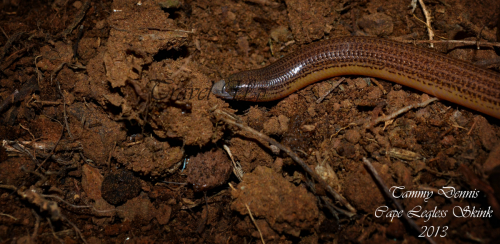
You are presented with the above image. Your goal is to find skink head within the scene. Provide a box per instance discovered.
[212,72,266,101]
[211,79,234,100]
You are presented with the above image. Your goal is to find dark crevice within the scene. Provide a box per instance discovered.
[154,46,190,62]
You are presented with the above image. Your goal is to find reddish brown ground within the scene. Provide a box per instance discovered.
[1,0,500,243]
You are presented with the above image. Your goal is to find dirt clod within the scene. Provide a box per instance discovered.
[114,137,184,176]
[345,129,361,144]
[358,13,394,36]
[483,143,500,174]
[231,166,319,237]
[344,162,394,213]
[186,149,232,192]
[82,164,104,201]
[101,170,142,205]
[263,115,290,135]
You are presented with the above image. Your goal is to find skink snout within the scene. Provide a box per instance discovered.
[212,80,234,100]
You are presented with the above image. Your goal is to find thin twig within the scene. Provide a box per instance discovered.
[0,76,38,114]
[245,204,265,244]
[0,25,8,38]
[57,0,90,38]
[417,0,434,47]
[362,157,437,244]
[316,78,345,103]
[0,184,17,191]
[51,62,74,139]
[6,140,40,164]
[196,192,210,234]
[47,218,64,244]
[41,194,116,214]
[36,123,65,172]
[63,216,88,244]
[467,117,477,136]
[336,0,366,12]
[223,145,244,181]
[370,78,387,94]
[142,27,195,33]
[0,31,24,61]
[3,140,71,165]
[0,212,18,220]
[22,166,47,186]
[458,14,497,42]
[19,123,35,139]
[72,25,85,60]
[31,209,41,243]
[474,57,500,68]
[171,55,192,79]
[400,39,500,48]
[244,0,279,8]
[1,44,34,73]
[364,97,438,129]
[319,196,339,222]
[214,109,356,214]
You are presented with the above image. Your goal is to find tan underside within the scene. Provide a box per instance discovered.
[267,66,500,119]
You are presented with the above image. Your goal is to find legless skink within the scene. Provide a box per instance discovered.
[212,36,500,119]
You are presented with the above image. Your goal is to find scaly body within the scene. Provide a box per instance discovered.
[212,36,500,119]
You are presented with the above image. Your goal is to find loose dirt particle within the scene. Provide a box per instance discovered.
[270,26,291,43]
[344,129,361,144]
